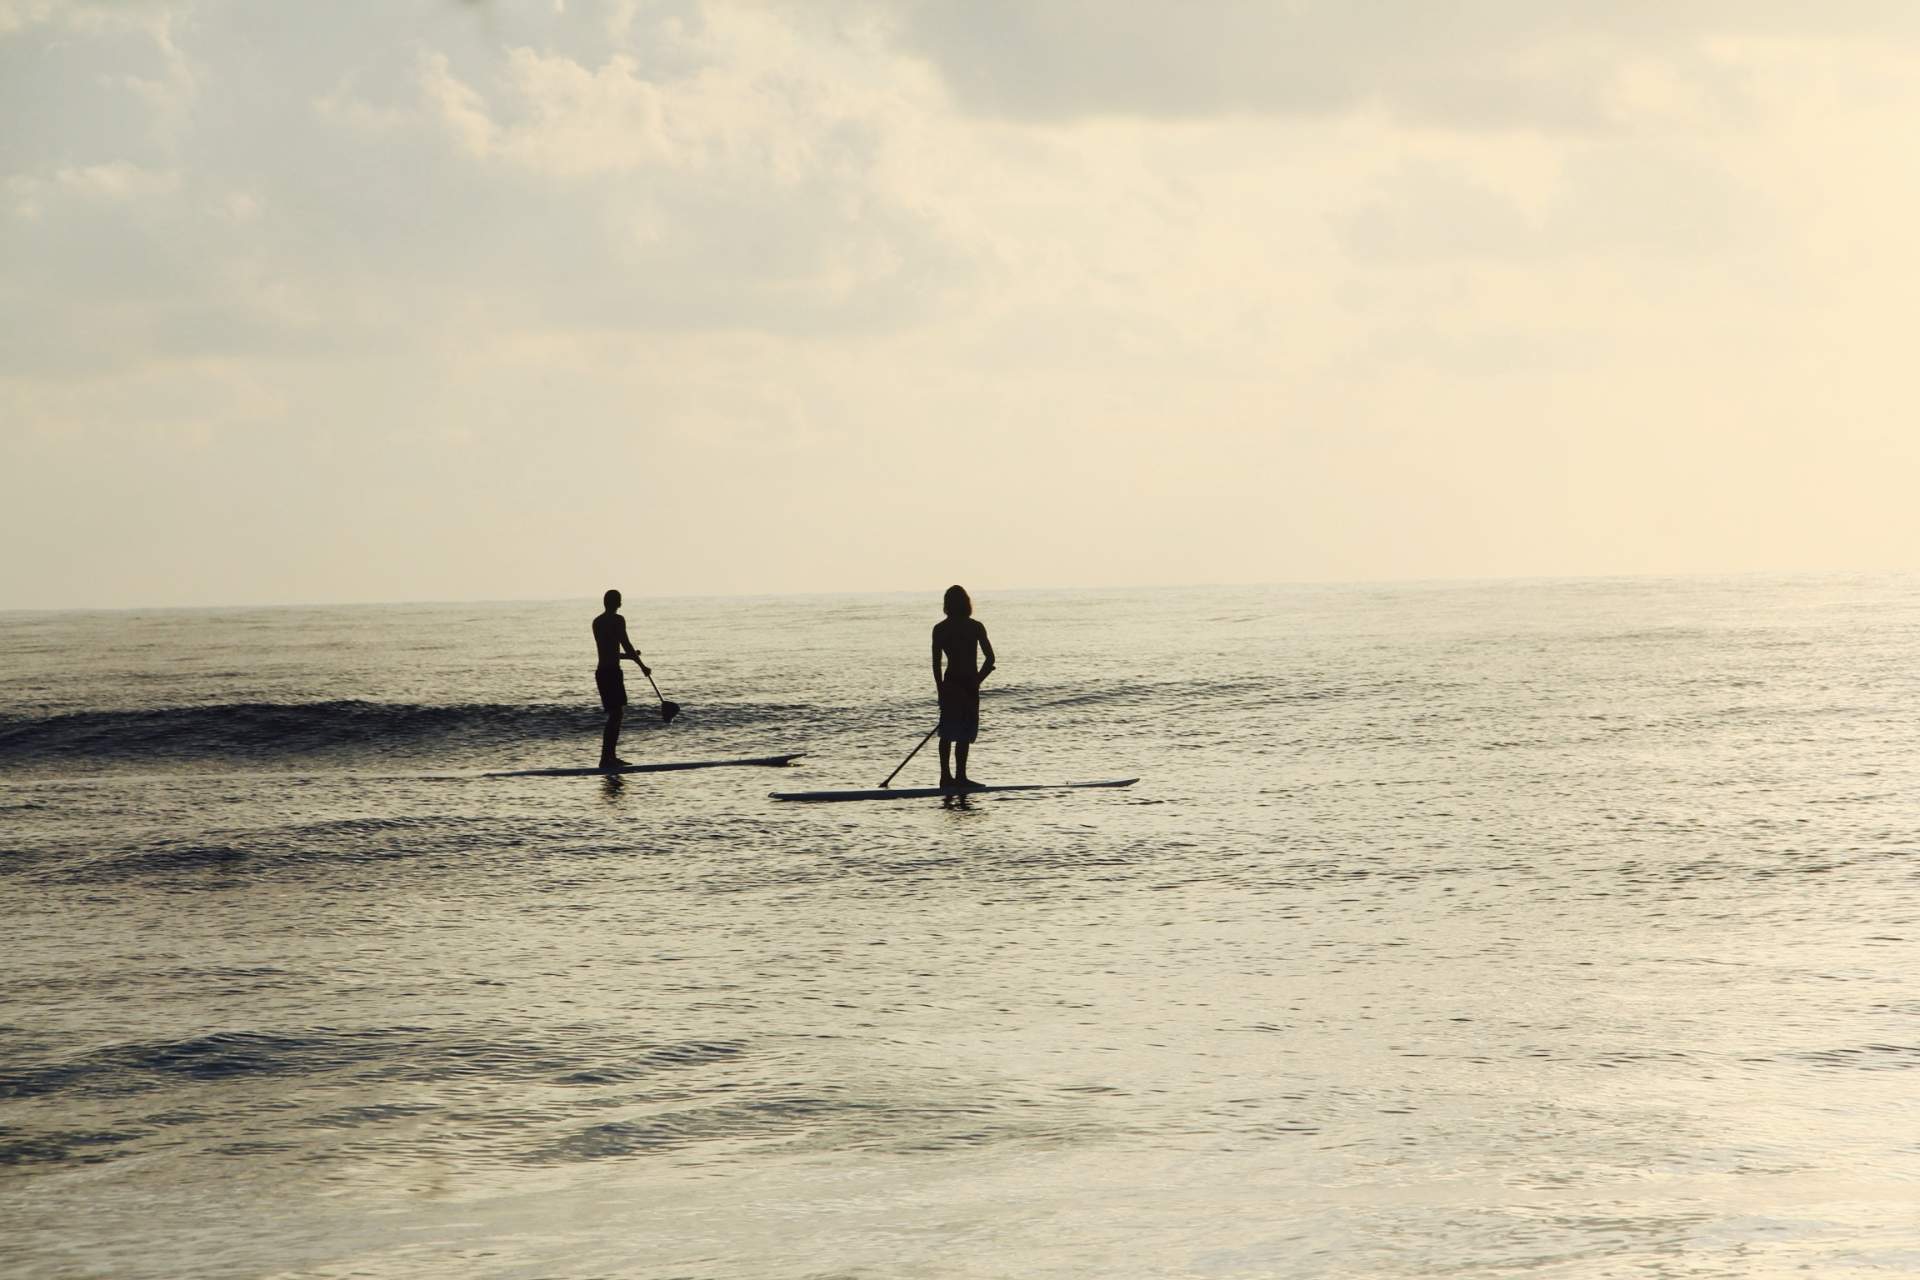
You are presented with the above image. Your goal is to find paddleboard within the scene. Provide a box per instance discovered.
[770,777,1137,803]
[485,753,804,779]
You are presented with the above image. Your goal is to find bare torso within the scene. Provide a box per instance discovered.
[932,617,984,683]
[593,611,633,669]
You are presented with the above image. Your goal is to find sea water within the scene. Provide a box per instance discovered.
[2,578,1917,1278]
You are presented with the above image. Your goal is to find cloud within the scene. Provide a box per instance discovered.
[53,160,181,198]
[1,0,973,388]
[898,0,1920,130]
[0,2,190,175]
[1338,143,1752,265]
[7,1,1920,605]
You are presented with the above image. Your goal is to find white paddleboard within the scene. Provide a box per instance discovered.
[770,777,1137,803]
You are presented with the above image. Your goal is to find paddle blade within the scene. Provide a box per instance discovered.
[660,700,682,724]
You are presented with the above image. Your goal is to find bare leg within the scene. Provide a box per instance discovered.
[954,741,971,786]
[938,738,954,787]
[601,705,625,766]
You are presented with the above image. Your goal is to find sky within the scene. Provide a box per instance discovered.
[5,1,1920,609]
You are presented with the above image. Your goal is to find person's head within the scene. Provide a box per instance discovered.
[603,589,622,611]
[943,585,971,619]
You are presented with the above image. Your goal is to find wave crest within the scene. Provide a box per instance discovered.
[0,700,598,767]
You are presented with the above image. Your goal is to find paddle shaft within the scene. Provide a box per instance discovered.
[636,658,680,723]
[880,724,940,788]
[879,666,992,787]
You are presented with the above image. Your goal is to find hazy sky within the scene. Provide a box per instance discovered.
[5,1,1920,609]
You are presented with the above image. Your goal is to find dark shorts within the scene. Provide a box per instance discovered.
[938,680,979,744]
[595,665,627,712]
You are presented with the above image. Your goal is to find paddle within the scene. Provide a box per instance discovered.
[879,724,939,788]
[880,666,991,787]
[639,662,681,724]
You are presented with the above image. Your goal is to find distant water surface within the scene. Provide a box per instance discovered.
[3,578,1918,1277]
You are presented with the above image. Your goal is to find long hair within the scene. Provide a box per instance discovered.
[943,585,971,619]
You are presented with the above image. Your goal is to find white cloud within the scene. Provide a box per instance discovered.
[418,50,499,157]
[53,160,181,199]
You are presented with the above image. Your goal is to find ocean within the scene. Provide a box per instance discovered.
[3,577,1917,1278]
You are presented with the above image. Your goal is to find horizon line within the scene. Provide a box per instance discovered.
[4,565,1916,617]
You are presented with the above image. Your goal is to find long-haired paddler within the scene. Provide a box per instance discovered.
[931,584,995,790]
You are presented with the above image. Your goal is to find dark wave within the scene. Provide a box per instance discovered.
[0,700,591,766]
[0,698,809,769]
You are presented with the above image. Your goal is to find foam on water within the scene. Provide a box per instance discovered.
[3,579,1919,1277]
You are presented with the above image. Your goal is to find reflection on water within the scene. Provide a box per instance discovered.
[3,577,1920,1277]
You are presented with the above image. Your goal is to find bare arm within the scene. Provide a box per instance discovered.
[976,623,995,685]
[619,617,650,675]
[931,627,945,691]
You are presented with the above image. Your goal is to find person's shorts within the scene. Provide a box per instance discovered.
[595,665,627,712]
[938,682,979,744]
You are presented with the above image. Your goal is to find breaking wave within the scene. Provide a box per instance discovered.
[0,698,807,769]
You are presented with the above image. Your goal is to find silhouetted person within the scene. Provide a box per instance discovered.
[594,589,650,768]
[932,584,995,789]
